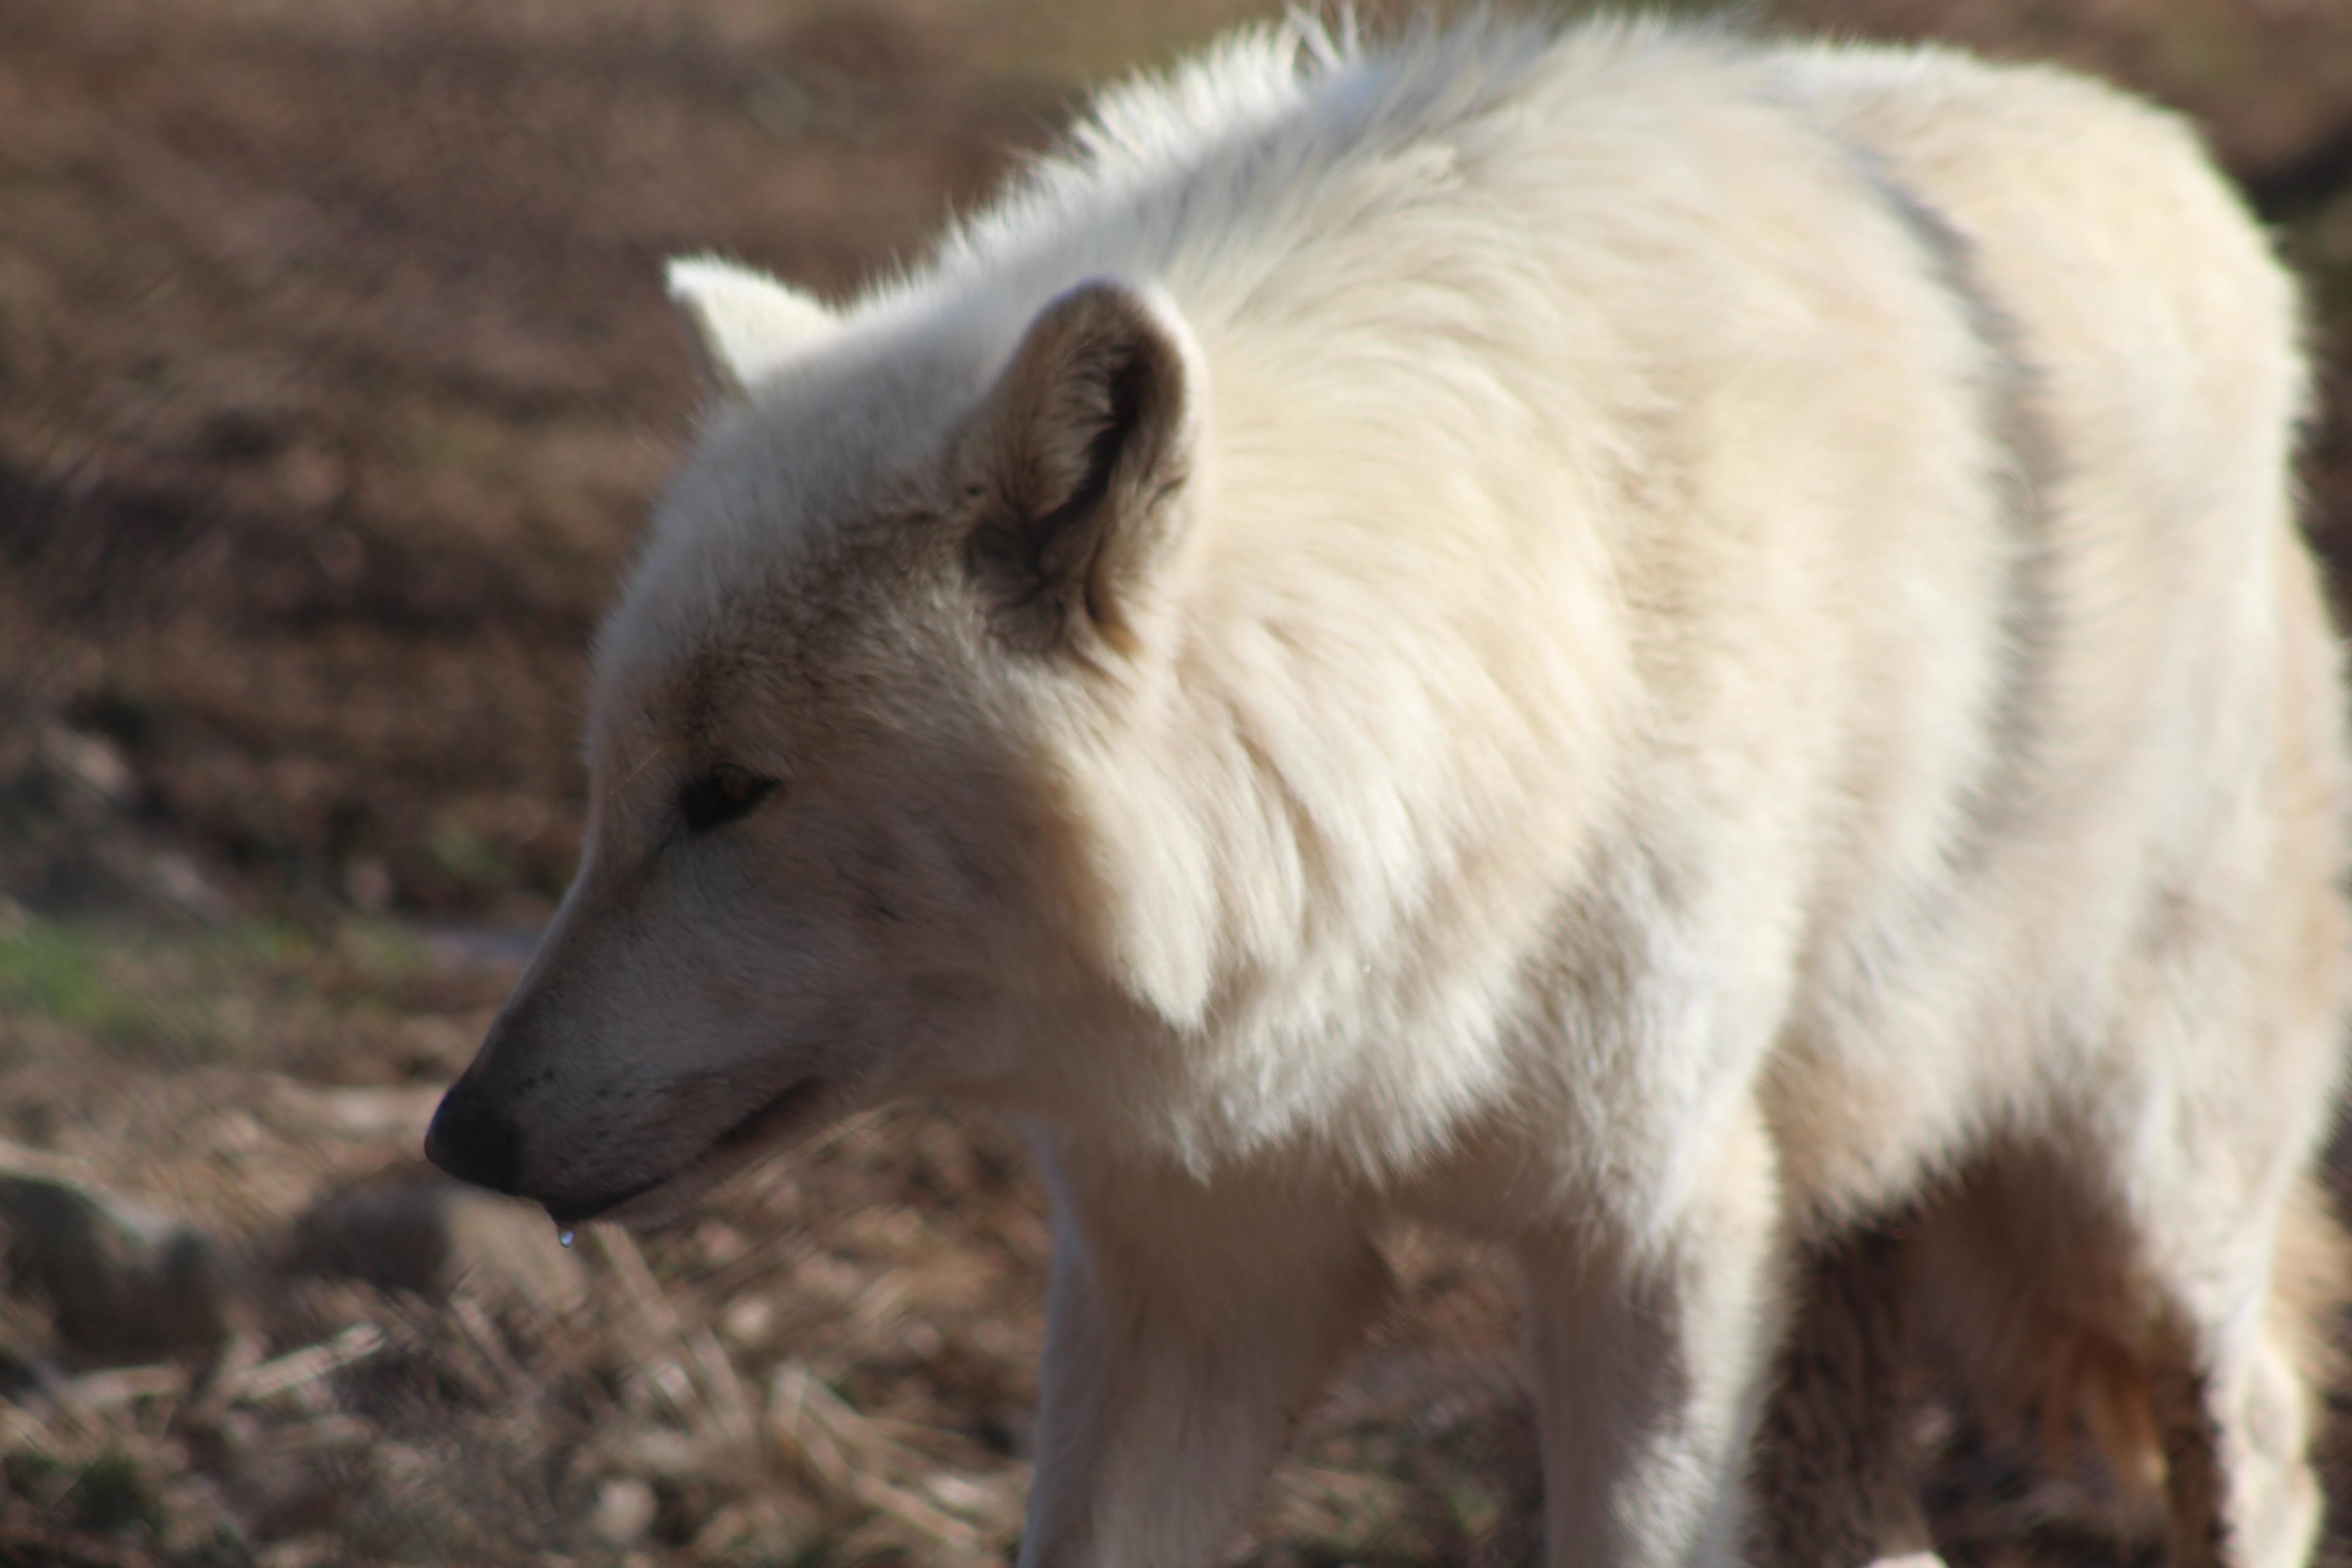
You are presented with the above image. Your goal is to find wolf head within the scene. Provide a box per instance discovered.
[424,258,1212,1225]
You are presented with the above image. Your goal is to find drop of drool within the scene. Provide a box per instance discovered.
[557,1228,576,1249]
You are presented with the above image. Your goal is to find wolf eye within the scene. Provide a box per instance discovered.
[677,765,778,833]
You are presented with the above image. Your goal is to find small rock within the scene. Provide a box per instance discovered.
[39,723,135,804]
[148,850,233,921]
[719,1294,774,1351]
[0,1156,235,1360]
[590,1476,657,1545]
[695,1219,746,1265]
[288,1175,585,1311]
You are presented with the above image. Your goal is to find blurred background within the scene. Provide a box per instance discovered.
[4,1,2352,1564]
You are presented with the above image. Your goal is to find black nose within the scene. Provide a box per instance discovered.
[423,1076,524,1195]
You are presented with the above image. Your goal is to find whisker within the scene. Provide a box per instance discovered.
[614,739,677,799]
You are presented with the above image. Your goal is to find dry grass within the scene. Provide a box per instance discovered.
[0,914,1546,1566]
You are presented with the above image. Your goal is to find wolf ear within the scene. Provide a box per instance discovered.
[666,255,837,397]
[964,279,1202,656]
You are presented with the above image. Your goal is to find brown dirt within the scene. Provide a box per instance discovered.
[6,1,2352,1564]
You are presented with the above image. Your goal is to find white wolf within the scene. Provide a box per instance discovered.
[426,12,2351,1567]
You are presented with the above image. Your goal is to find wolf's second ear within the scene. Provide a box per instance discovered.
[963,278,1202,657]
[666,255,837,398]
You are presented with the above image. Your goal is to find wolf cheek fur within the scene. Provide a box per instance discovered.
[428,13,2352,1568]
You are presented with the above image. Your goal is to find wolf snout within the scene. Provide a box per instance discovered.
[423,1073,526,1196]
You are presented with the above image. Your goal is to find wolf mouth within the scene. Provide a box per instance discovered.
[544,1076,822,1227]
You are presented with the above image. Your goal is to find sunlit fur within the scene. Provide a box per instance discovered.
[443,13,2350,1567]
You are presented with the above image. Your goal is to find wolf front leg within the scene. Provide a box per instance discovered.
[1516,1104,1787,1568]
[1015,1138,1393,1568]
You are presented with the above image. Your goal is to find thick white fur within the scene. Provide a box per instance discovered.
[442,13,2351,1567]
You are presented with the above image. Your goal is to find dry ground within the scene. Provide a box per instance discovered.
[6,1,2352,1564]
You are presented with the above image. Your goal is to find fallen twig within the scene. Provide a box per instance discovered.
[231,1322,384,1404]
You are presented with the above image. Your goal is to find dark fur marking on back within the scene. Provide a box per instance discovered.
[1852,148,2064,874]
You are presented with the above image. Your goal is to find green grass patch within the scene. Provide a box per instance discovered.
[0,921,175,1049]
[0,918,330,1064]
[426,820,511,890]
[339,916,429,987]
[0,913,468,1071]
